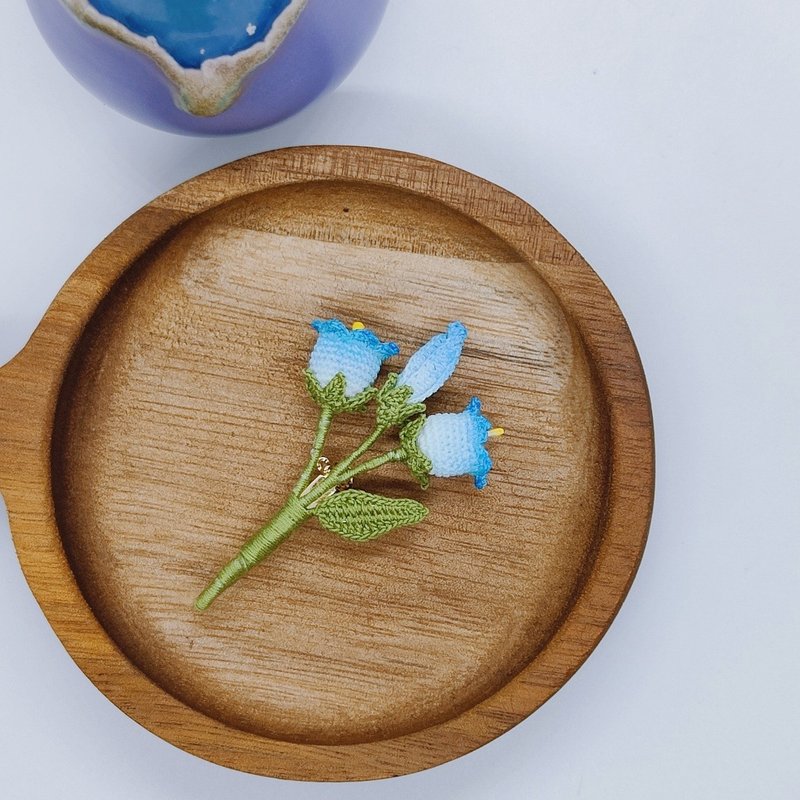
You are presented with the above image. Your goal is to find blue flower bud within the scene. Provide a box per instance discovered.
[396,321,467,403]
[416,397,494,489]
[308,320,399,397]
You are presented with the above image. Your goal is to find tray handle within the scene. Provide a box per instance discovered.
[0,354,25,494]
[0,360,13,486]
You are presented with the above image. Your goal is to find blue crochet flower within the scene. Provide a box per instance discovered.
[416,397,494,489]
[396,321,467,403]
[308,319,399,397]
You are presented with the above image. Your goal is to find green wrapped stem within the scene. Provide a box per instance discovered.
[195,494,310,610]
[291,405,334,495]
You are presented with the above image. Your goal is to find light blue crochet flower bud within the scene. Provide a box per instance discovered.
[396,321,468,403]
[308,319,399,397]
[416,397,494,489]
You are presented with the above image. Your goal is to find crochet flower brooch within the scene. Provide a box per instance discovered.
[195,320,504,610]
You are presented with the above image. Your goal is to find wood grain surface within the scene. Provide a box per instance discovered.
[0,147,654,780]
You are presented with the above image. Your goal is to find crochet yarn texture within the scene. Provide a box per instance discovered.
[194,318,504,610]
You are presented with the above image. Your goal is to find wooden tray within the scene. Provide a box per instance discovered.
[0,146,653,781]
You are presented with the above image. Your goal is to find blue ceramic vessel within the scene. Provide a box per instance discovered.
[27,0,389,135]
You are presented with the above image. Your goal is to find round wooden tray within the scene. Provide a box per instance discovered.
[0,146,653,780]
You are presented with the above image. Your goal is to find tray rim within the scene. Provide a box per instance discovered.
[0,145,654,781]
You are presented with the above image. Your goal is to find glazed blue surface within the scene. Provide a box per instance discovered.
[27,0,389,134]
[88,0,295,67]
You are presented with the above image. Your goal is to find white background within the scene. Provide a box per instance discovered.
[1,1,799,798]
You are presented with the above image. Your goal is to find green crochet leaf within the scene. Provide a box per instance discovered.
[376,373,427,428]
[399,414,432,489]
[314,490,429,541]
[304,370,377,413]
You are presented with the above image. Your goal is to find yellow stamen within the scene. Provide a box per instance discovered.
[352,321,366,330]
[488,427,505,438]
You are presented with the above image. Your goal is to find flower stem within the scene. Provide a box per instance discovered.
[301,447,405,506]
[291,405,334,495]
[296,425,388,506]
[335,448,406,485]
[194,494,310,611]
[194,427,404,610]
[329,424,387,477]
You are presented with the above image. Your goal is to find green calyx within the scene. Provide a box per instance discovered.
[376,374,427,428]
[399,415,432,489]
[304,370,377,413]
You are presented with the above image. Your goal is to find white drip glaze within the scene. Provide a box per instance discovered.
[61,0,309,116]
